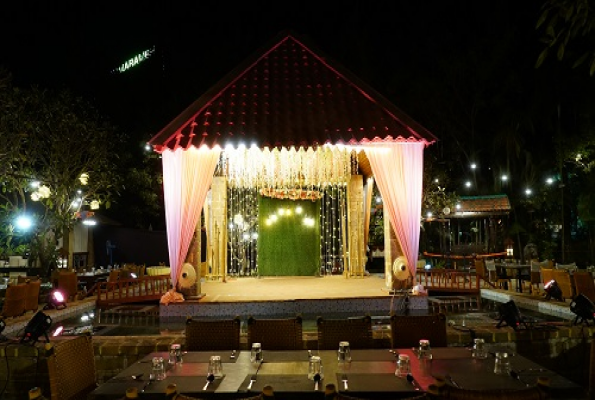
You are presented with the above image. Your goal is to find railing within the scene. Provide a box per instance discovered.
[95,275,171,308]
[416,269,481,293]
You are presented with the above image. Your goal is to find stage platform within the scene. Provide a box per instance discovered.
[160,274,429,318]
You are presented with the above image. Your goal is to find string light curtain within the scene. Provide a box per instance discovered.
[161,146,221,291]
[223,146,351,191]
[365,141,425,282]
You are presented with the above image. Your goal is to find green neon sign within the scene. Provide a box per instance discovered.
[113,46,155,73]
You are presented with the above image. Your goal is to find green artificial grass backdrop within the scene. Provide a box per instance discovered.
[257,196,321,276]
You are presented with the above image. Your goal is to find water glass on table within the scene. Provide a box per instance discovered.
[308,355,324,380]
[208,355,223,378]
[395,354,411,377]
[472,338,488,359]
[150,356,166,381]
[338,341,351,362]
[169,343,183,365]
[250,343,263,363]
[418,339,432,360]
[493,352,511,375]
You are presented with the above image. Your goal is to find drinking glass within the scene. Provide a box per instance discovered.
[308,355,324,380]
[208,355,223,378]
[418,339,432,360]
[472,338,488,359]
[493,352,511,374]
[395,354,410,377]
[337,341,352,362]
[250,343,262,363]
[150,356,166,381]
[169,344,182,365]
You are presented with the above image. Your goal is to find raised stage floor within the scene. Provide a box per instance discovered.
[160,274,429,318]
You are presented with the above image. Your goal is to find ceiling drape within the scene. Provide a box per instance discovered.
[161,146,221,292]
[364,142,425,281]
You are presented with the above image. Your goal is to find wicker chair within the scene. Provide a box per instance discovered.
[541,268,555,288]
[46,335,97,400]
[529,261,547,295]
[1,283,27,318]
[107,270,120,282]
[390,313,447,349]
[552,269,574,300]
[474,259,493,288]
[55,271,79,302]
[24,280,41,313]
[18,275,40,284]
[556,262,578,273]
[185,317,241,351]
[484,260,498,283]
[316,315,374,349]
[247,315,304,350]
[573,271,595,303]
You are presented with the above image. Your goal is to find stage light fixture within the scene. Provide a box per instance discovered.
[20,311,53,344]
[52,326,64,337]
[43,289,67,310]
[544,279,564,301]
[570,293,595,326]
[496,300,528,330]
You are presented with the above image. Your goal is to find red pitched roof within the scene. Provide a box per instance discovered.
[452,195,511,217]
[149,31,437,151]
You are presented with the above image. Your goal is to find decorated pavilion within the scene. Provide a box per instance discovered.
[148,31,437,299]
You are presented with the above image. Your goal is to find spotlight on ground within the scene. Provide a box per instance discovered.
[496,300,528,330]
[44,289,67,310]
[544,280,564,302]
[570,294,595,326]
[52,326,64,337]
[20,311,53,344]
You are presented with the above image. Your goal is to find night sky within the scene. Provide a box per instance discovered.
[0,1,545,144]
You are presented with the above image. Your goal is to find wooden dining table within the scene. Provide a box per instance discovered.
[89,347,583,399]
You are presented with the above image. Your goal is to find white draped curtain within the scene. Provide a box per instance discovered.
[364,141,425,281]
[161,146,221,290]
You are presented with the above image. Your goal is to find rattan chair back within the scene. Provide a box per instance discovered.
[541,268,555,287]
[552,269,574,300]
[573,271,595,303]
[556,262,578,273]
[24,279,41,313]
[56,271,78,302]
[317,315,374,349]
[18,275,40,284]
[47,335,96,400]
[1,283,27,318]
[390,313,447,349]
[108,270,120,282]
[185,317,241,351]
[247,315,304,350]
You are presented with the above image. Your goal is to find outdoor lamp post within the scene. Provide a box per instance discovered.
[505,239,514,259]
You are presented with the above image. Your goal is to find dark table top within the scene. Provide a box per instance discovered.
[90,348,584,400]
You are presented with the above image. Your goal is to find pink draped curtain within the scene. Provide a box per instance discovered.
[364,142,425,281]
[162,146,221,290]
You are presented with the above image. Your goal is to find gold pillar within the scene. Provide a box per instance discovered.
[346,175,365,277]
[210,177,228,281]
